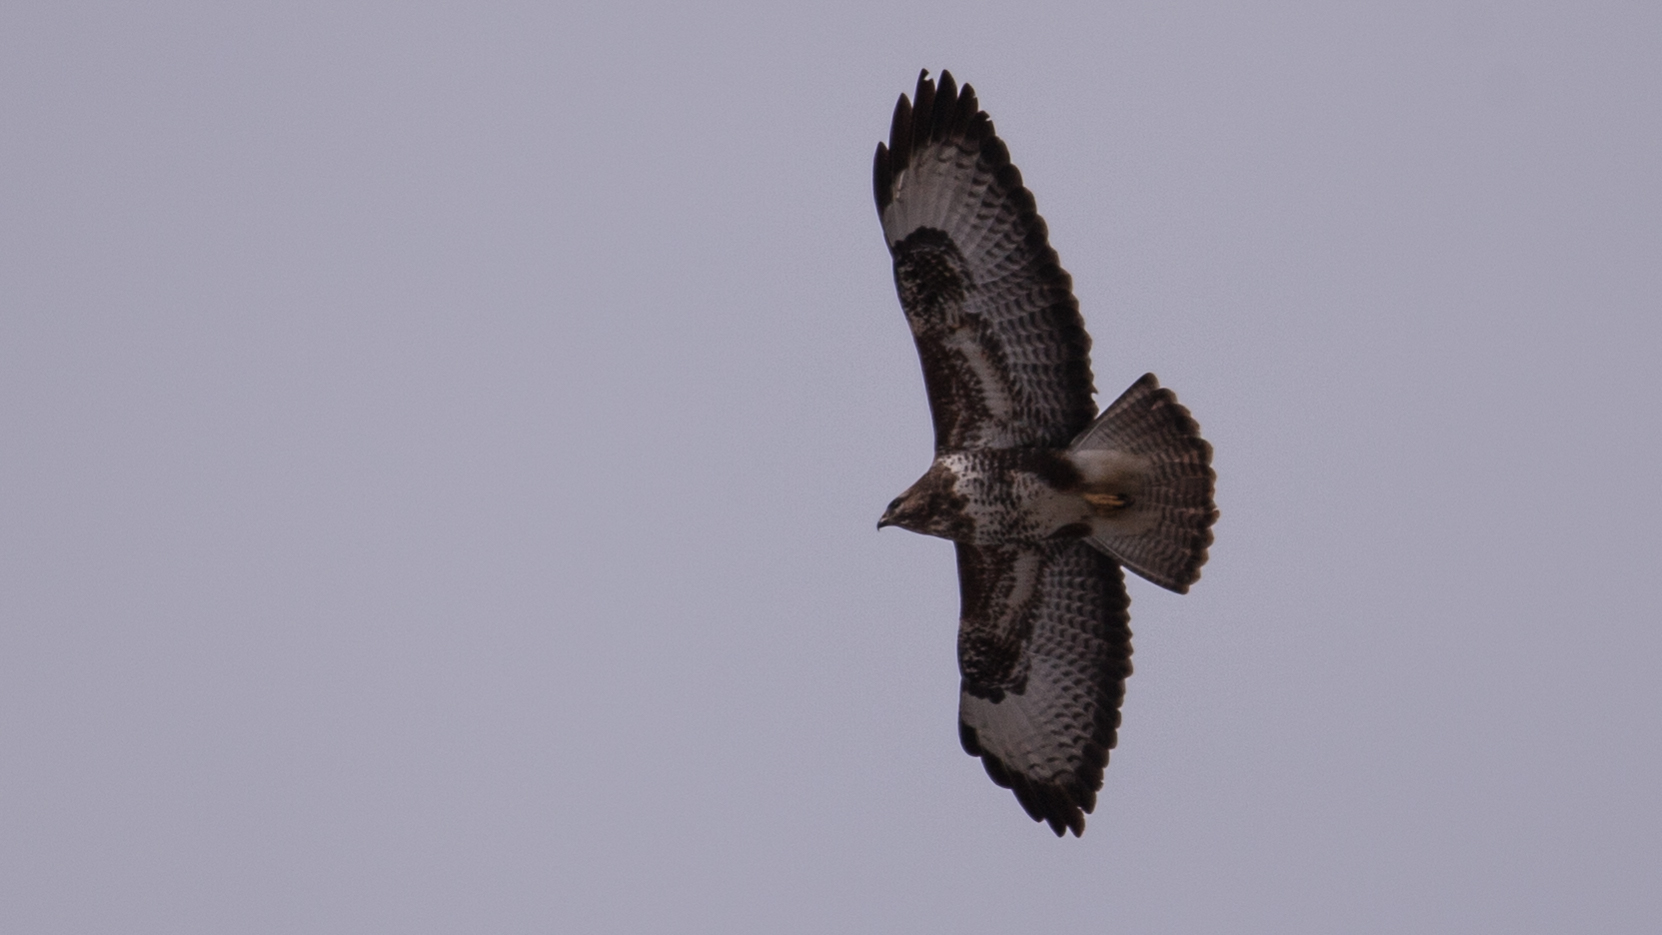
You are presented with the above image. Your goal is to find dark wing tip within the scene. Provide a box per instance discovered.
[912,70,937,145]
[873,142,892,212]
[888,92,913,171]
[960,720,1097,838]
[874,69,998,215]
[932,71,957,141]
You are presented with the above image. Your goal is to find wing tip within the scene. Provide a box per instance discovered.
[873,68,996,215]
[960,719,1102,838]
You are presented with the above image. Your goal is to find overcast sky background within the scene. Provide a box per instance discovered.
[3,2,1659,932]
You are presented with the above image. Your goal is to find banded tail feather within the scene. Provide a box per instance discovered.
[1069,374,1217,593]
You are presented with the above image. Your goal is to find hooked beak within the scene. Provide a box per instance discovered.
[878,495,905,531]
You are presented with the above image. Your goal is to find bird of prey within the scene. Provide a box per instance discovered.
[874,70,1218,836]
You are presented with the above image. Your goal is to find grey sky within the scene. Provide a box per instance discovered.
[3,2,1658,932]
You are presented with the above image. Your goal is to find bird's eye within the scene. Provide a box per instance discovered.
[888,497,905,513]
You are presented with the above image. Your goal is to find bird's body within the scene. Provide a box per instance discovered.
[874,70,1218,836]
[881,447,1140,546]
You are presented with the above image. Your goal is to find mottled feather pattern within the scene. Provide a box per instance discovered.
[954,545,1042,697]
[875,70,1096,450]
[956,541,1132,837]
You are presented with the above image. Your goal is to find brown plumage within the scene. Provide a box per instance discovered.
[875,70,1218,836]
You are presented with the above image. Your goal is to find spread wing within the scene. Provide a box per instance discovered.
[954,540,1133,836]
[874,70,1096,452]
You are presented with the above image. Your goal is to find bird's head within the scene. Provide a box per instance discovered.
[877,465,966,540]
[876,493,915,531]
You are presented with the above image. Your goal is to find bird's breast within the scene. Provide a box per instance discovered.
[937,449,1093,545]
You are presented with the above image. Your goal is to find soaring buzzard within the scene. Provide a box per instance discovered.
[874,70,1218,836]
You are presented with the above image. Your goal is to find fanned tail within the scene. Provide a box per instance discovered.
[1069,374,1216,593]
